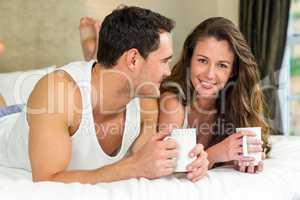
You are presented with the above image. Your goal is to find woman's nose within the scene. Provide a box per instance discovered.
[204,65,216,80]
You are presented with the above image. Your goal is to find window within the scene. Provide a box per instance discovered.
[281,0,300,135]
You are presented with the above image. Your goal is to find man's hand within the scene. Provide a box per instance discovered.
[133,131,178,179]
[186,143,209,182]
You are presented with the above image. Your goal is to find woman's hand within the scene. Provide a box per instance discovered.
[234,152,266,173]
[207,131,262,166]
[185,143,209,182]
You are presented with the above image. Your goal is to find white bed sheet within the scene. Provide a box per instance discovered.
[0,113,300,200]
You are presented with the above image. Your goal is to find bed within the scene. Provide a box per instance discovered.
[0,68,300,200]
[0,113,299,200]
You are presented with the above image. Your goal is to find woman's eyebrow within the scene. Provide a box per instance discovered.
[196,54,208,59]
[218,60,232,64]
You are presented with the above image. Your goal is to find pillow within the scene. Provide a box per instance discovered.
[0,104,24,118]
[0,66,56,105]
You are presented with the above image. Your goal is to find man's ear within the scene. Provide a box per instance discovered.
[126,48,139,72]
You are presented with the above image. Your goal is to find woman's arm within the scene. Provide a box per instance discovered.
[158,92,209,181]
[206,132,262,170]
[158,92,185,131]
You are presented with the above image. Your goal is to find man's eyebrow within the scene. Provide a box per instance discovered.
[161,55,173,62]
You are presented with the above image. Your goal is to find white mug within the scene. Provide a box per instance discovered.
[169,128,197,172]
[236,127,262,166]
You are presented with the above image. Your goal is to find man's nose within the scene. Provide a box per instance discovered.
[164,66,171,77]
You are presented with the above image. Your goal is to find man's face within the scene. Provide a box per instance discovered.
[135,32,173,98]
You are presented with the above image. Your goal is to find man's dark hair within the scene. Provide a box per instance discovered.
[97,6,175,68]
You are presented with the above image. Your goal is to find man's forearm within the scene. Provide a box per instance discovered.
[43,155,141,184]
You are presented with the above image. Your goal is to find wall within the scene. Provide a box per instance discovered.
[0,0,239,72]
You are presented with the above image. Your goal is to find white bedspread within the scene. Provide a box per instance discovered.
[0,114,300,200]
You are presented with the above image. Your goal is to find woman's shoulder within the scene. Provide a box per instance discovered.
[159,91,185,112]
[158,92,186,129]
[139,98,158,122]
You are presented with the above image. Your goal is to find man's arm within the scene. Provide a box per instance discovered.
[131,98,158,154]
[27,71,142,184]
[28,72,176,184]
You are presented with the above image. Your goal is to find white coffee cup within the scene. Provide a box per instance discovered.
[236,127,262,166]
[169,128,197,172]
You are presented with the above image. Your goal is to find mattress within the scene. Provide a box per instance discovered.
[0,113,299,200]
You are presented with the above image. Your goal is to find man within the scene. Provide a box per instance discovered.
[2,6,208,184]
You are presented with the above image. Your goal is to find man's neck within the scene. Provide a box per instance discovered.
[91,63,134,116]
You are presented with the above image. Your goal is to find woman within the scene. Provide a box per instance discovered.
[159,17,271,177]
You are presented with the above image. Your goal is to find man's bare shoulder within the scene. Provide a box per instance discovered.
[27,70,80,123]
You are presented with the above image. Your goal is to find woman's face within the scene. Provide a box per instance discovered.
[190,37,234,99]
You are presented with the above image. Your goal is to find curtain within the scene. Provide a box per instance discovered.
[239,0,291,135]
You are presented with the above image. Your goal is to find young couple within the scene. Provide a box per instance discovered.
[1,6,270,184]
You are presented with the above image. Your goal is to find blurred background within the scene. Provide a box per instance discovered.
[289,0,300,136]
[0,0,299,136]
[0,0,239,71]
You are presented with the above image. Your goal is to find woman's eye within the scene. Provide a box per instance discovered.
[218,63,228,68]
[198,59,207,64]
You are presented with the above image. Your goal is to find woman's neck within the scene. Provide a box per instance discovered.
[192,97,217,116]
[187,97,219,148]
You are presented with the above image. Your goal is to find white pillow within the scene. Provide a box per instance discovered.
[0,66,56,105]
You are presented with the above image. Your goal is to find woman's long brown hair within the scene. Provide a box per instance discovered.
[160,17,271,154]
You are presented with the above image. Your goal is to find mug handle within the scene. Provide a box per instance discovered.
[242,136,248,156]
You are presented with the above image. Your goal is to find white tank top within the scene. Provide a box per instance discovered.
[182,106,189,128]
[1,61,141,171]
